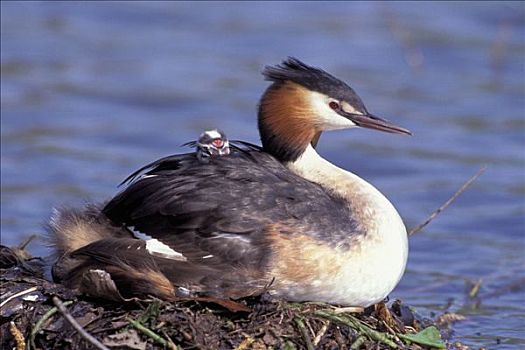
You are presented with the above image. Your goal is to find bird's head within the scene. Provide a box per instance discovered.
[258,57,410,162]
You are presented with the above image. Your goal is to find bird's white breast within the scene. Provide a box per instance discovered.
[284,145,408,307]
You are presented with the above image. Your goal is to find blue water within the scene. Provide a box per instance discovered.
[1,2,524,348]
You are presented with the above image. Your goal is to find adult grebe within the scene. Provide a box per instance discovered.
[49,58,411,307]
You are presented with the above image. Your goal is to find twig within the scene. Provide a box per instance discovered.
[18,234,37,250]
[312,320,329,347]
[313,310,398,349]
[127,317,177,349]
[29,301,73,350]
[161,329,179,350]
[305,318,315,339]
[294,316,315,350]
[9,321,25,350]
[350,335,366,350]
[409,166,486,236]
[30,304,63,349]
[332,306,364,314]
[52,297,109,350]
[0,286,38,308]
[468,279,483,298]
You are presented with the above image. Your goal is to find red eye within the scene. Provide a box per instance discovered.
[329,101,340,110]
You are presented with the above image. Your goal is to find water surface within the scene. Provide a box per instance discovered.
[1,2,524,348]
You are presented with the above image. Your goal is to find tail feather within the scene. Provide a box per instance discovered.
[48,205,179,301]
[47,204,130,255]
[47,203,133,286]
[66,237,177,301]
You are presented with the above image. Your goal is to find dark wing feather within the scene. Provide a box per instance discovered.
[229,140,262,151]
[118,153,197,187]
[119,141,261,186]
[104,149,360,273]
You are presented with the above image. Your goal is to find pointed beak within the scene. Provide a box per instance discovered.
[342,112,412,135]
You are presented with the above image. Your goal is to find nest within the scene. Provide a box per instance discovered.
[1,245,449,350]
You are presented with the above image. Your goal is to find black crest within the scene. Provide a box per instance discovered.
[262,57,364,106]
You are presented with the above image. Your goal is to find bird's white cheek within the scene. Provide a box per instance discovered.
[308,91,357,130]
[320,112,357,130]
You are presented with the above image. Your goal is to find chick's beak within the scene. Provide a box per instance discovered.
[342,112,412,135]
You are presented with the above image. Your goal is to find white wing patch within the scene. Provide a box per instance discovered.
[176,286,191,297]
[145,239,187,260]
[129,227,187,261]
[139,174,158,180]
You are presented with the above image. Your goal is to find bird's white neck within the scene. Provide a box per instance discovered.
[287,145,407,239]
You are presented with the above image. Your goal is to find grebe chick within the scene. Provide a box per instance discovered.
[195,129,230,162]
[49,58,411,308]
